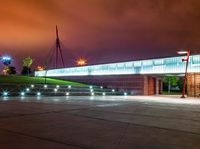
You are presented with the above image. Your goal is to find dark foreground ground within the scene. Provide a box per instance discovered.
[0,96,200,149]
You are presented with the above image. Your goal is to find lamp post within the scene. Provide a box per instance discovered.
[177,49,191,98]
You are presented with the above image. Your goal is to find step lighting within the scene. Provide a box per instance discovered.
[112,89,115,92]
[37,92,41,96]
[102,92,106,96]
[21,92,25,96]
[44,85,48,88]
[3,91,8,96]
[66,92,70,96]
[56,85,60,88]
[31,84,34,88]
[68,85,71,89]
[54,88,58,92]
[89,86,93,89]
[91,92,94,96]
[100,86,103,89]
[90,89,94,92]
[26,88,30,92]
[124,92,128,96]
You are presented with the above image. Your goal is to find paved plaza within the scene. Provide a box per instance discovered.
[0,95,200,149]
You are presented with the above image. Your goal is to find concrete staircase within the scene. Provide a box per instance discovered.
[0,84,127,97]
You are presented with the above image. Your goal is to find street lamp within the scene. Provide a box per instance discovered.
[76,58,87,66]
[177,49,191,98]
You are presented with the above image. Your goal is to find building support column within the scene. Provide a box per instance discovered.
[156,78,160,95]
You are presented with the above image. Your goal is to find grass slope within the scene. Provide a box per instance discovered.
[0,75,88,86]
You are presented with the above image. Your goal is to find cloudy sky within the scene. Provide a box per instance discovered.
[0,0,200,69]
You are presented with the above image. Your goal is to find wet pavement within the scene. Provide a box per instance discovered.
[0,96,200,149]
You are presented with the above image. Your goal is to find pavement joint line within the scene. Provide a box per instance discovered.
[0,107,93,119]
[64,112,200,136]
[79,108,200,122]
[0,127,90,149]
[115,123,129,149]
[2,99,200,113]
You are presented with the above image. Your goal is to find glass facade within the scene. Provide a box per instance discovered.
[35,55,200,77]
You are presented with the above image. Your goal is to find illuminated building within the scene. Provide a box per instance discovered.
[35,55,200,97]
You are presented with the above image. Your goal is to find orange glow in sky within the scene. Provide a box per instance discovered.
[0,0,200,70]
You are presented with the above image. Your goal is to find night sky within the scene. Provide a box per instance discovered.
[1,0,200,70]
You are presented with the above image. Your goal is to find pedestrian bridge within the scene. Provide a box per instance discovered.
[35,55,200,77]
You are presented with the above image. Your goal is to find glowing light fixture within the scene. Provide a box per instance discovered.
[37,92,41,96]
[90,89,94,92]
[68,85,71,89]
[177,50,189,55]
[3,91,8,96]
[100,86,103,89]
[26,88,30,92]
[66,92,70,96]
[112,89,115,92]
[89,86,93,89]
[44,85,48,88]
[56,85,60,88]
[31,84,34,88]
[21,92,25,96]
[54,88,58,92]
[37,66,45,71]
[102,92,106,96]
[1,56,12,66]
[91,92,94,96]
[76,58,87,66]
[124,92,128,96]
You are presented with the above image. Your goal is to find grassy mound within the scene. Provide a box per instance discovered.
[0,75,88,86]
